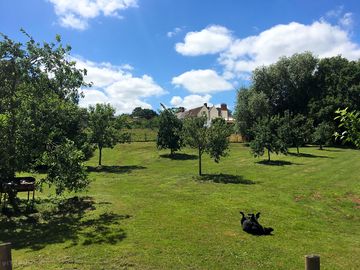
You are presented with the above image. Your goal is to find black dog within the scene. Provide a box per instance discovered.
[240,211,273,235]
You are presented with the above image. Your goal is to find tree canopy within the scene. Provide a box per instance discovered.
[0,31,91,195]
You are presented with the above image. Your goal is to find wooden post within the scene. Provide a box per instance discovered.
[0,242,12,270]
[305,254,320,270]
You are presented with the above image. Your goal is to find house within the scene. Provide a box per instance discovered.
[176,103,234,123]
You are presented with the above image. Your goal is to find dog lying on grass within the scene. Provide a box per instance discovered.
[240,212,274,235]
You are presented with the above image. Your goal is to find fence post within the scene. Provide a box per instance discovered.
[305,254,320,270]
[0,242,12,270]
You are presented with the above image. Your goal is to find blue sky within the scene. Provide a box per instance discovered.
[1,0,360,114]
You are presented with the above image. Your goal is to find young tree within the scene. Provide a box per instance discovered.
[0,30,91,196]
[88,103,120,166]
[335,108,360,148]
[250,116,288,161]
[157,105,183,155]
[278,111,313,154]
[182,117,231,176]
[207,118,233,163]
[313,122,334,150]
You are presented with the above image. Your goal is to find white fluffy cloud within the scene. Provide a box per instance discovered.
[219,20,360,76]
[175,25,233,56]
[172,69,233,94]
[170,94,212,109]
[74,57,165,114]
[175,13,360,80]
[48,0,138,30]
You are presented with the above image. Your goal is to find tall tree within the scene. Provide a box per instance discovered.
[0,30,90,195]
[88,103,119,166]
[157,105,183,155]
[182,117,231,176]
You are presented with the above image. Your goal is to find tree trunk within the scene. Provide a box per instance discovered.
[267,148,271,161]
[319,144,323,150]
[297,146,300,154]
[8,61,18,180]
[98,146,102,166]
[198,147,202,176]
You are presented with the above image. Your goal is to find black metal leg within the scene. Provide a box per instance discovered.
[27,191,30,201]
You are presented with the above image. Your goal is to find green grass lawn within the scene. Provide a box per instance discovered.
[1,143,360,269]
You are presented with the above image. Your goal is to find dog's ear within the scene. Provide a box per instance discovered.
[256,212,261,219]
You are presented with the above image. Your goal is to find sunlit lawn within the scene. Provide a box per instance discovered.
[1,142,360,269]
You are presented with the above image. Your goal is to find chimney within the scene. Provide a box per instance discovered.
[204,103,207,108]
[221,103,227,110]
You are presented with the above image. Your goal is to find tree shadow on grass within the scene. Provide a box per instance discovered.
[196,174,256,185]
[288,152,332,159]
[321,148,344,152]
[160,153,198,160]
[0,196,130,250]
[256,160,300,166]
[87,165,146,173]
